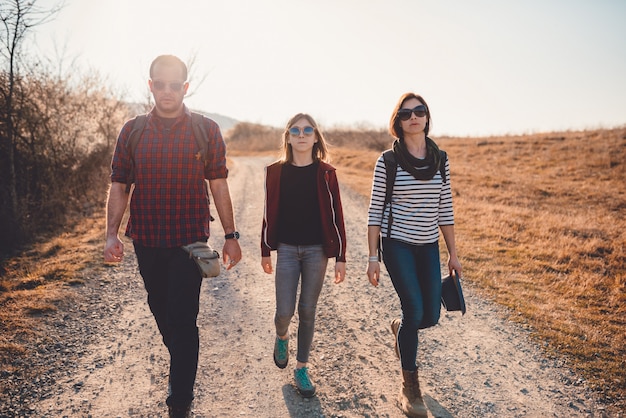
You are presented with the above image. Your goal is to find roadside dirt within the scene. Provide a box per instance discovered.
[24,155,612,417]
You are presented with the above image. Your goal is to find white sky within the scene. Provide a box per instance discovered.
[32,0,626,137]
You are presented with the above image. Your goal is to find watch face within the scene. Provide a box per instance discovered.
[234,231,240,239]
[226,231,240,239]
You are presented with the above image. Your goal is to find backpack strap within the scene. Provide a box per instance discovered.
[125,114,148,193]
[439,150,447,184]
[382,150,397,239]
[188,112,216,221]
[382,150,397,207]
[190,112,209,166]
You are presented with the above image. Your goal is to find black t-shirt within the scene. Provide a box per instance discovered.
[278,162,323,245]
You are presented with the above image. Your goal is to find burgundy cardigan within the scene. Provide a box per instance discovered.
[261,161,347,262]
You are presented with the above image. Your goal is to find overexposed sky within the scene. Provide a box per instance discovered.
[33,0,626,136]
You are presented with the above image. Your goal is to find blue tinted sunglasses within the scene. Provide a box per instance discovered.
[288,126,315,136]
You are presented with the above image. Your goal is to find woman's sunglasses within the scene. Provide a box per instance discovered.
[397,105,427,121]
[152,80,186,92]
[288,126,315,136]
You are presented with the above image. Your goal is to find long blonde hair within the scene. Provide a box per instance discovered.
[279,113,330,164]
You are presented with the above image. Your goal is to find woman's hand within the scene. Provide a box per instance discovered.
[261,256,273,274]
[334,261,346,284]
[366,260,380,287]
[448,254,462,278]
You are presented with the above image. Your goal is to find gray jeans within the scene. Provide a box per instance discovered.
[274,243,328,363]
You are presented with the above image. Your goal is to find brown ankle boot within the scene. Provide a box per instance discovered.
[398,369,428,417]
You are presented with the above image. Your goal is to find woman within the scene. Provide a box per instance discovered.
[366,93,462,417]
[261,113,347,397]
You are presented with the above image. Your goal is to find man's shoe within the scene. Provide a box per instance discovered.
[273,336,289,369]
[391,318,401,359]
[294,367,316,397]
[168,404,191,418]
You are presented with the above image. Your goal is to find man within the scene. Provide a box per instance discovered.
[104,55,242,418]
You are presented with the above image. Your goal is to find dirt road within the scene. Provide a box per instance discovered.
[32,156,607,417]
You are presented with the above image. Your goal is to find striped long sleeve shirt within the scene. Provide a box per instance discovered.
[367,153,454,245]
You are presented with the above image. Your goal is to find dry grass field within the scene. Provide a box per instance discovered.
[0,215,105,366]
[442,130,625,393]
[1,123,624,411]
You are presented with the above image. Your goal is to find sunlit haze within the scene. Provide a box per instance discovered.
[34,0,626,136]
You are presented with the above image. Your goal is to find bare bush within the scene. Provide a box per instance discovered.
[0,69,129,253]
[225,122,393,155]
[325,127,392,151]
[0,0,130,254]
[225,122,283,153]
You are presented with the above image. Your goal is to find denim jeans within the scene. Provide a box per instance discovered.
[133,243,202,408]
[382,238,442,371]
[274,243,328,364]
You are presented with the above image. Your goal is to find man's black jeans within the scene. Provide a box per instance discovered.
[134,243,202,408]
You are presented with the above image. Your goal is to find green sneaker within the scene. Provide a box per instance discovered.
[294,367,316,397]
[273,336,289,369]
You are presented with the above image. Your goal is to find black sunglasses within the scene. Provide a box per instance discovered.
[397,105,427,121]
[152,80,186,92]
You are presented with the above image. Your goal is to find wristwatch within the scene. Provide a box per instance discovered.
[224,231,240,240]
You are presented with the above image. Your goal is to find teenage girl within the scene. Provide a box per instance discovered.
[261,113,347,397]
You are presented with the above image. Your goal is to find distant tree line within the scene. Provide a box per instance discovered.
[226,121,392,154]
[0,0,130,255]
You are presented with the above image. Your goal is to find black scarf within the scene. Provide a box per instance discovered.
[392,137,442,181]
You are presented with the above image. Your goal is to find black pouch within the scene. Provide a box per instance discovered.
[441,270,466,315]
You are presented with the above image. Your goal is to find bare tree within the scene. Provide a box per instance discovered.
[185,50,210,99]
[0,0,62,246]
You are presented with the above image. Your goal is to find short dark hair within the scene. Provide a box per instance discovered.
[149,55,188,81]
[389,92,432,139]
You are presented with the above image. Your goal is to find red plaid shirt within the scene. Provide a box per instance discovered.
[111,106,228,247]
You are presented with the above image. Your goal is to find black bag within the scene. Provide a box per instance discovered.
[441,270,466,315]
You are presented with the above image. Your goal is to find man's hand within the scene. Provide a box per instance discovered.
[104,236,124,263]
[222,239,242,270]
